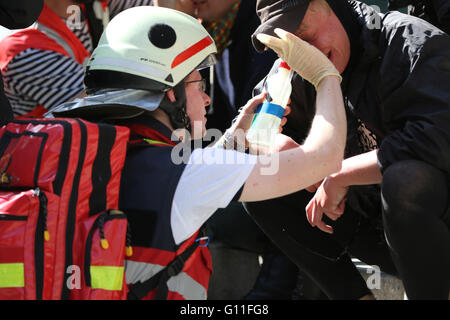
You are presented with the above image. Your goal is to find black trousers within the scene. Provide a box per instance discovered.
[244,189,396,300]
[244,159,450,299]
[381,160,450,299]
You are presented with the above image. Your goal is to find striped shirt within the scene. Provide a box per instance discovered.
[3,0,153,116]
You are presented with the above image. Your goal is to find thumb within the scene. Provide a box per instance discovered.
[242,92,266,114]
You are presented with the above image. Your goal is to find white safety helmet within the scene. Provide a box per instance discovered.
[52,6,217,128]
[87,5,216,88]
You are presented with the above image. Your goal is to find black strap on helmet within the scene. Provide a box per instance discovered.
[158,81,191,132]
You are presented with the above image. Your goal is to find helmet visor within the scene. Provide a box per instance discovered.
[47,89,165,121]
[196,54,217,71]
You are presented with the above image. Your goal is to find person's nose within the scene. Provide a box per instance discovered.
[202,91,211,107]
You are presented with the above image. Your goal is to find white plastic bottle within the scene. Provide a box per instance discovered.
[246,61,294,152]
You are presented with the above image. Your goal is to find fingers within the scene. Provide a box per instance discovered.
[256,33,285,56]
[242,92,266,114]
[284,105,291,116]
[306,198,335,234]
[273,28,290,40]
[305,198,316,227]
[278,106,291,132]
[309,201,333,234]
[316,220,334,234]
[279,117,287,132]
[256,33,282,47]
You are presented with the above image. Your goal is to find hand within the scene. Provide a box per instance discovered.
[279,100,292,133]
[305,175,349,234]
[256,28,342,89]
[229,93,266,134]
[229,93,291,145]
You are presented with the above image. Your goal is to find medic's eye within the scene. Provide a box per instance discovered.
[148,24,176,49]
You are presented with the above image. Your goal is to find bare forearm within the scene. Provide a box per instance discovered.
[302,76,347,165]
[240,76,347,202]
[332,149,382,187]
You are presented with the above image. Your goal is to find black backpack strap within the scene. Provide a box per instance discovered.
[127,240,200,300]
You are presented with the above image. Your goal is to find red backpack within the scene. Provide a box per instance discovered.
[0,118,130,300]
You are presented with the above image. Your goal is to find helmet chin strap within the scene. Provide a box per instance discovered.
[158,81,192,133]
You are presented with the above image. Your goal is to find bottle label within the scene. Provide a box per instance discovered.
[255,101,285,119]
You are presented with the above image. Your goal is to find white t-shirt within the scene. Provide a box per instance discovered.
[170,147,257,244]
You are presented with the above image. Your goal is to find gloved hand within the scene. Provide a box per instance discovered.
[256,28,342,89]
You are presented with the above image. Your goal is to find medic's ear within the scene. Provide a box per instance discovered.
[166,89,177,102]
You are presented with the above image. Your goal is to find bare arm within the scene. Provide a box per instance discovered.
[332,149,382,186]
[239,76,346,202]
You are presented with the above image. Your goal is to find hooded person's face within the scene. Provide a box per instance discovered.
[295,0,351,73]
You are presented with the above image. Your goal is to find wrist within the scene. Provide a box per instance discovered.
[315,73,342,89]
[215,129,247,152]
[328,170,350,189]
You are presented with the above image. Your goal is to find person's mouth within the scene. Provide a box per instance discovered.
[192,0,207,9]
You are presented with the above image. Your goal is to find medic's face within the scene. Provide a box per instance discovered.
[184,70,210,139]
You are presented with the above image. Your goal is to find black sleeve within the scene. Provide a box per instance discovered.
[432,0,450,23]
[0,0,44,29]
[377,33,450,175]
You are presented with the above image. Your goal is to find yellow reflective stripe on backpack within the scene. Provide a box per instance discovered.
[142,138,172,146]
[0,263,24,288]
[90,266,124,291]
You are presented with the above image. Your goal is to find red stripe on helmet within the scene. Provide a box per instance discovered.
[171,36,213,69]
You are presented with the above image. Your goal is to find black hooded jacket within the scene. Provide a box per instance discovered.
[264,1,450,177]
[341,1,450,175]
